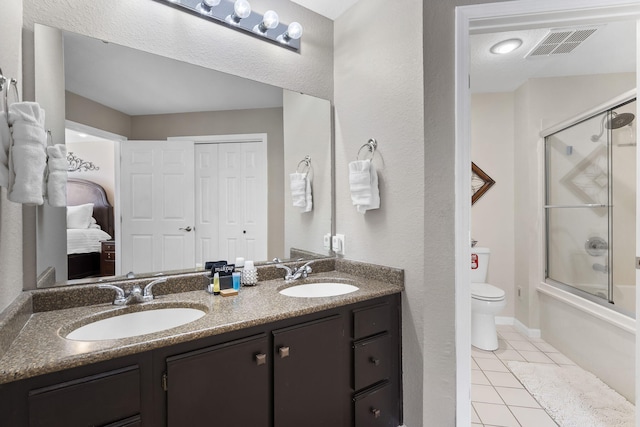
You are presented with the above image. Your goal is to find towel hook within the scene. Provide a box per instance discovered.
[357,138,377,160]
[296,155,311,173]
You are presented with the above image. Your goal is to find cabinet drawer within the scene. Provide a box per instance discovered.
[354,382,395,427]
[353,303,390,340]
[354,333,391,390]
[28,365,140,427]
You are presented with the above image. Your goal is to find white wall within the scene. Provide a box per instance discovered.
[23,0,333,101]
[67,140,116,205]
[334,0,427,424]
[0,0,23,312]
[471,92,516,318]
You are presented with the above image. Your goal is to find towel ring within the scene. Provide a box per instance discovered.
[1,70,19,113]
[296,155,311,173]
[357,138,378,160]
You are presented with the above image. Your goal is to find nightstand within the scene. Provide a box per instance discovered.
[100,240,115,276]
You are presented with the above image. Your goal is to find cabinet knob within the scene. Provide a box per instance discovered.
[255,353,266,366]
[371,408,381,418]
[278,346,290,358]
[370,357,380,366]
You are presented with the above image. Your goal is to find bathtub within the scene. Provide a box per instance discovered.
[537,282,636,402]
[613,284,636,314]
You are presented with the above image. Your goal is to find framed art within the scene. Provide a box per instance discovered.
[471,162,495,205]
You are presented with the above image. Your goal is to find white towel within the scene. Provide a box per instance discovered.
[290,172,313,213]
[0,112,10,188]
[46,144,68,207]
[349,159,380,214]
[7,102,47,205]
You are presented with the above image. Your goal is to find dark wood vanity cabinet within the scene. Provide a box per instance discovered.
[352,301,401,427]
[0,294,401,427]
[273,315,350,427]
[165,333,270,427]
[0,353,153,427]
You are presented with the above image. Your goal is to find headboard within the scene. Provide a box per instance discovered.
[66,178,115,238]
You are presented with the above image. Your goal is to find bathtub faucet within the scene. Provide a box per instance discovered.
[592,263,609,274]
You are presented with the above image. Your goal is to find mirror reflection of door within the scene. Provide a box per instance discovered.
[121,137,268,275]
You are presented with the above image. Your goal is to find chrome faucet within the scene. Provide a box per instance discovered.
[99,277,168,305]
[276,261,314,283]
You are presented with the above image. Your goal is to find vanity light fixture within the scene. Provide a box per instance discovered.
[154,0,302,52]
[489,38,523,54]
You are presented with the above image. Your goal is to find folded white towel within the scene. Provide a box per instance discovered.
[7,102,47,205]
[290,172,313,213]
[349,159,380,214]
[0,112,10,188]
[46,144,68,207]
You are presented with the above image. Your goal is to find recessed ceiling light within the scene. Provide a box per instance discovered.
[490,38,523,55]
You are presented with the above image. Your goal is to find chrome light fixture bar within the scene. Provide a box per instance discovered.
[154,0,302,52]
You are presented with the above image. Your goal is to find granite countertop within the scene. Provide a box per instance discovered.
[0,260,403,385]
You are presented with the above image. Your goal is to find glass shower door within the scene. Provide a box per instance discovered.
[545,111,611,300]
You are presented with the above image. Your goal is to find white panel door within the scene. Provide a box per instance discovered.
[120,140,195,275]
[195,144,220,266]
[218,142,268,261]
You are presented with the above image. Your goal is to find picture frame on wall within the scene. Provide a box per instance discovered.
[471,162,495,205]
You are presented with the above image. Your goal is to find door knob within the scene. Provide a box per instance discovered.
[179,226,193,232]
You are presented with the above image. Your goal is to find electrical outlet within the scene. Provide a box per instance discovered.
[332,234,345,255]
[323,233,331,250]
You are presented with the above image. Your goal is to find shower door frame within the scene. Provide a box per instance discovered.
[541,90,636,315]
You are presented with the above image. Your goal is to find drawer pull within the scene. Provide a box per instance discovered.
[279,346,290,358]
[371,408,381,418]
[370,357,380,366]
[255,353,266,366]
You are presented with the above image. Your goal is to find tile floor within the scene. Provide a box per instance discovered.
[471,325,577,427]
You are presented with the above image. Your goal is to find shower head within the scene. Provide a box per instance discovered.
[606,112,635,129]
[590,112,636,142]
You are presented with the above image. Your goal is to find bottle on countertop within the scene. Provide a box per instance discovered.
[241,260,258,286]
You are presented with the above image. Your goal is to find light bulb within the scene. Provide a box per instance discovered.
[196,0,220,14]
[226,0,251,24]
[234,0,251,19]
[286,22,303,40]
[262,10,279,30]
[277,21,303,44]
[254,10,279,34]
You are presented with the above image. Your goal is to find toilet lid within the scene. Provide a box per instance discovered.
[471,282,505,301]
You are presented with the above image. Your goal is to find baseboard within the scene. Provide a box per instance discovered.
[514,318,541,338]
[495,316,514,325]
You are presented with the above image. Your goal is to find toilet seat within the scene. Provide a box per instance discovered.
[471,282,505,301]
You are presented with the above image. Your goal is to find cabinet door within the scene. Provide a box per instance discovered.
[28,365,140,427]
[273,315,348,427]
[166,334,269,427]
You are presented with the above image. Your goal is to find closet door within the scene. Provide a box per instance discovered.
[120,140,195,274]
[194,144,220,267]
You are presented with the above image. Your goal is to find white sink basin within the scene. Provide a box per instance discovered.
[65,307,206,341]
[279,282,359,298]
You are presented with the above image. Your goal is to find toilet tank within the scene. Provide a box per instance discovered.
[470,247,490,283]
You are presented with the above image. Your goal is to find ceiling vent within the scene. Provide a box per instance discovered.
[526,27,598,58]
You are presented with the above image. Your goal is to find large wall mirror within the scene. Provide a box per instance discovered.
[33,24,333,287]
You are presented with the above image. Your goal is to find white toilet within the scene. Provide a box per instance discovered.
[471,247,506,351]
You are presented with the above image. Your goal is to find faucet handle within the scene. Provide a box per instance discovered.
[98,284,126,305]
[143,277,168,299]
